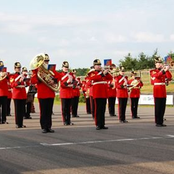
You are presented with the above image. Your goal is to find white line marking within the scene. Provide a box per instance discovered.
[1,135,174,150]
[40,136,168,147]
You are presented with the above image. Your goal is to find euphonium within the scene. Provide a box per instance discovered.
[128,78,140,91]
[30,54,59,92]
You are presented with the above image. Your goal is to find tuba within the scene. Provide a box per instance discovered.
[30,53,59,92]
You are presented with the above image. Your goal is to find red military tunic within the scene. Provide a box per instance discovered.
[150,69,172,98]
[31,69,60,99]
[107,79,116,98]
[10,73,28,99]
[128,79,143,98]
[0,74,8,97]
[115,75,128,98]
[89,71,112,98]
[59,72,74,98]
[72,78,81,97]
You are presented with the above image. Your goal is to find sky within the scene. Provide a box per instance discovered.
[0,0,174,72]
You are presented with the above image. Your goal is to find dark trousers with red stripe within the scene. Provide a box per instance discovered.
[14,99,26,127]
[0,96,7,123]
[154,98,166,125]
[25,102,32,118]
[61,98,72,124]
[71,96,79,116]
[7,98,11,116]
[90,96,95,118]
[118,98,128,121]
[108,97,116,116]
[86,97,91,114]
[130,98,139,118]
[39,98,54,130]
[94,98,106,128]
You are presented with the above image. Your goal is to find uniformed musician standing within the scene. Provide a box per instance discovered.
[10,62,29,128]
[89,59,112,130]
[7,75,12,116]
[0,61,8,124]
[150,56,172,127]
[128,71,143,119]
[107,64,117,117]
[31,53,60,133]
[59,61,75,125]
[115,66,129,123]
[71,70,81,117]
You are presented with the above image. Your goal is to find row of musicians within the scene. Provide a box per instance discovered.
[0,59,82,131]
[81,63,143,123]
[0,55,142,132]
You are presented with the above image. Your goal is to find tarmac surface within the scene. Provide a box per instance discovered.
[0,103,174,174]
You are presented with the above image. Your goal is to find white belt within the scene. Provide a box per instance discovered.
[16,85,25,88]
[154,83,165,85]
[93,81,107,85]
[8,89,12,91]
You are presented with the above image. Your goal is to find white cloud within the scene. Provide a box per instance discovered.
[132,32,165,43]
[104,33,128,43]
[170,34,174,41]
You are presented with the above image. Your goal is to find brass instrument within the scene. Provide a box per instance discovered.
[128,78,140,91]
[0,72,7,81]
[30,53,59,92]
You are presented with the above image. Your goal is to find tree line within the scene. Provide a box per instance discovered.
[57,50,174,76]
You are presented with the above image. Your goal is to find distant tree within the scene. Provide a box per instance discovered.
[119,53,138,70]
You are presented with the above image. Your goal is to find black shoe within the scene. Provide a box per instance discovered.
[102,126,108,129]
[16,125,26,128]
[110,114,116,117]
[42,129,48,133]
[120,120,128,123]
[72,115,79,118]
[156,124,167,127]
[47,129,55,133]
[87,112,91,114]
[25,116,32,119]
[96,126,101,130]
[2,121,8,124]
[132,116,140,119]
[64,122,68,125]
[67,122,74,125]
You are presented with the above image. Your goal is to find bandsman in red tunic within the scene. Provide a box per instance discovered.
[31,53,61,133]
[71,70,81,117]
[115,66,129,123]
[87,66,95,118]
[10,62,29,128]
[84,76,92,114]
[150,56,172,127]
[128,71,143,119]
[107,64,117,117]
[59,61,75,125]
[89,59,112,130]
[7,74,12,116]
[0,61,8,124]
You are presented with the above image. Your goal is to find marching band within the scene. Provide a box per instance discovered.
[0,53,173,132]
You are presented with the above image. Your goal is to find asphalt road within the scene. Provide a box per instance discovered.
[0,104,174,174]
